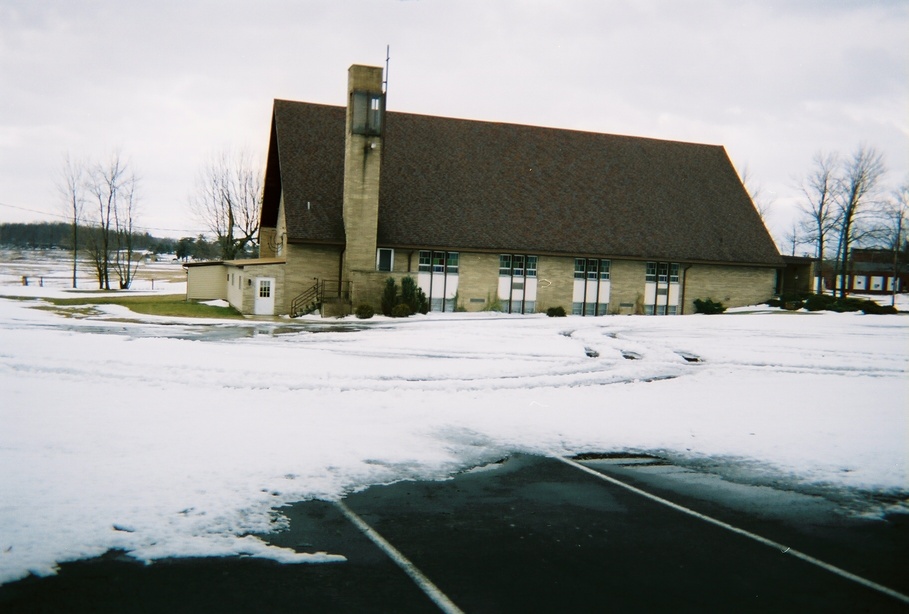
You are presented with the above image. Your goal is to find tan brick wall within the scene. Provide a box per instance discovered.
[280,241,776,316]
[536,255,574,313]
[683,264,776,313]
[258,195,287,259]
[341,143,381,277]
[456,252,501,311]
[258,228,277,258]
[284,244,343,314]
[392,249,418,274]
[342,66,383,283]
[610,260,648,314]
[348,269,390,310]
[238,264,285,315]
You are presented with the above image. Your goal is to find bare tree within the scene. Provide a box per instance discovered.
[112,169,141,289]
[84,152,140,289]
[189,148,262,260]
[782,220,804,257]
[740,165,774,224]
[796,151,839,293]
[876,182,909,305]
[833,146,886,298]
[56,153,86,288]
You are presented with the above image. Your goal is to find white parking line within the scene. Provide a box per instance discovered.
[556,456,909,606]
[334,500,465,614]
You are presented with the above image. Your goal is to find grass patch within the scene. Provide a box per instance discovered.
[39,294,243,319]
[32,304,105,319]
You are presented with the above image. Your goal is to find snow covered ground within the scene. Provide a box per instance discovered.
[0,263,907,586]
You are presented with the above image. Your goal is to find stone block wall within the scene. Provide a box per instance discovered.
[609,260,648,314]
[284,244,343,314]
[456,252,501,311]
[536,256,574,313]
[683,264,776,313]
[237,263,285,315]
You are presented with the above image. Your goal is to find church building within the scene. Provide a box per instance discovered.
[186,64,783,317]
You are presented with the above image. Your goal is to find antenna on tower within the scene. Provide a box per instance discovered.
[383,45,390,94]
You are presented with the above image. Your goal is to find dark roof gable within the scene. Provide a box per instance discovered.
[262,99,782,265]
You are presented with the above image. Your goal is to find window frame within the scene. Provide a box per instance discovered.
[500,254,537,278]
[351,91,385,136]
[376,247,394,272]
[645,262,657,282]
[258,279,271,298]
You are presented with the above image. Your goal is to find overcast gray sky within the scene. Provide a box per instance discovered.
[1,0,906,247]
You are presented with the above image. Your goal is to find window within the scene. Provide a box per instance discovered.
[499,254,512,276]
[351,91,384,136]
[376,248,393,272]
[587,259,598,280]
[574,258,586,279]
[258,279,271,298]
[513,255,525,277]
[500,254,537,277]
[599,260,611,280]
[418,250,458,274]
[419,251,432,272]
[658,263,669,283]
[432,251,445,272]
[647,262,679,283]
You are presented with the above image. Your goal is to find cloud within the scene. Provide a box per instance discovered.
[0,0,906,243]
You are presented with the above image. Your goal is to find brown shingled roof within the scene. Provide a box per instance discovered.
[261,99,782,266]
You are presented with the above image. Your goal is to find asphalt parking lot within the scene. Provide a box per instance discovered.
[1,454,906,613]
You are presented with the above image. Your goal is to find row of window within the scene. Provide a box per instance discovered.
[575,258,610,280]
[419,250,460,273]
[499,254,538,278]
[645,262,680,283]
[645,305,679,315]
[378,250,680,283]
[572,302,609,316]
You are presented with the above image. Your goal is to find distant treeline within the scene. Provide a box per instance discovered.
[1,222,165,251]
[0,222,224,260]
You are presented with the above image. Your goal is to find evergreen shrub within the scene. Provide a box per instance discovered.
[804,294,836,311]
[546,306,567,317]
[772,292,898,314]
[693,298,727,314]
[391,303,413,318]
[355,304,374,319]
[381,278,397,316]
[400,276,429,314]
[860,301,898,315]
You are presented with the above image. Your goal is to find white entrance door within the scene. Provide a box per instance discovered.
[254,277,275,315]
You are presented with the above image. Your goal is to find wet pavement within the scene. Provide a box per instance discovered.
[1,455,907,613]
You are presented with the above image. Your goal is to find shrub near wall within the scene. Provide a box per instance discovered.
[693,298,727,314]
[771,293,898,314]
[380,276,429,317]
[355,304,374,319]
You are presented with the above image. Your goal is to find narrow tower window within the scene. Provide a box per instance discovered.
[351,91,385,136]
